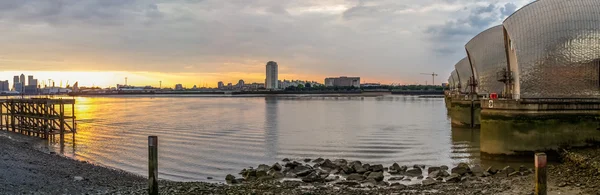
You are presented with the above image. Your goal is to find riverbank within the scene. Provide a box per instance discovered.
[1,132,598,194]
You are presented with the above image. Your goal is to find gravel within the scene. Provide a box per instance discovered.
[1,132,599,195]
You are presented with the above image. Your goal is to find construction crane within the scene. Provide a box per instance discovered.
[420,72,438,85]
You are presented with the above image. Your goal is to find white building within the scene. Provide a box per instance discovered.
[324,76,361,87]
[265,61,278,90]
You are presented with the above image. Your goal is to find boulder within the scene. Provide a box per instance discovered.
[428,170,443,178]
[282,158,290,162]
[349,161,362,167]
[367,171,384,182]
[445,173,461,183]
[271,172,284,179]
[422,178,437,186]
[451,163,470,176]
[304,158,312,163]
[388,176,404,181]
[353,163,367,174]
[518,165,530,175]
[428,166,441,174]
[440,165,449,171]
[302,172,321,183]
[471,165,484,177]
[292,165,313,177]
[485,166,498,175]
[389,163,401,172]
[414,164,426,169]
[342,165,355,174]
[312,158,325,163]
[284,172,297,178]
[271,163,283,171]
[417,176,424,179]
[362,164,370,170]
[324,175,340,182]
[285,161,302,169]
[405,168,422,177]
[242,169,257,179]
[225,174,237,184]
[390,183,407,189]
[256,170,268,178]
[346,173,366,181]
[319,159,339,170]
[363,171,371,177]
[501,166,515,177]
[369,164,384,172]
[399,165,408,172]
[333,159,348,167]
[257,164,270,172]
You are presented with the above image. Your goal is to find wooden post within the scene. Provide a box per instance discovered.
[10,102,15,132]
[148,136,158,195]
[59,102,65,144]
[0,103,3,131]
[535,153,547,195]
[44,103,49,139]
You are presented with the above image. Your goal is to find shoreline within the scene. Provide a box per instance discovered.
[1,131,598,194]
[64,90,444,97]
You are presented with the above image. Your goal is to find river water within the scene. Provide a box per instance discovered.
[52,95,484,182]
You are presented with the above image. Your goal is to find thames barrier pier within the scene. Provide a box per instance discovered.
[0,98,76,141]
[446,0,600,155]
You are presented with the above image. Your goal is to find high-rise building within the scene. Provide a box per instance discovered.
[27,75,34,86]
[217,81,224,89]
[265,61,278,90]
[30,79,38,88]
[237,79,245,88]
[19,74,25,86]
[12,76,19,90]
[14,82,23,93]
[0,80,9,91]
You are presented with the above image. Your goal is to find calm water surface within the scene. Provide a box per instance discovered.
[53,95,482,182]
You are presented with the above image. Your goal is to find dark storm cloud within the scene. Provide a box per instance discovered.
[424,2,522,57]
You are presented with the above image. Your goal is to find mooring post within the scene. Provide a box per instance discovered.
[535,153,547,195]
[148,136,158,195]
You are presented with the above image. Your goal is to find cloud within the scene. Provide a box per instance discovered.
[0,0,532,85]
[423,1,527,58]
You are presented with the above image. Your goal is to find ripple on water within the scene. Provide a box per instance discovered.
[51,96,481,182]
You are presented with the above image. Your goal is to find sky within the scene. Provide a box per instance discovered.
[0,0,533,88]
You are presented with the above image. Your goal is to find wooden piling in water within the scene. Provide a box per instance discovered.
[0,98,76,142]
[535,153,547,195]
[148,136,159,195]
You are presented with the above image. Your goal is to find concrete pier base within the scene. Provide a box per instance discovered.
[480,99,600,155]
[449,98,481,128]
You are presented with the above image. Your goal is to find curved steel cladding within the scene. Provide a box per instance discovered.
[451,70,460,90]
[455,57,472,94]
[466,25,507,96]
[503,0,600,99]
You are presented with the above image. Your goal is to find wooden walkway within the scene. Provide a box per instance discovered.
[0,98,76,141]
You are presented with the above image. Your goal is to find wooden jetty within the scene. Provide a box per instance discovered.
[0,98,76,141]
